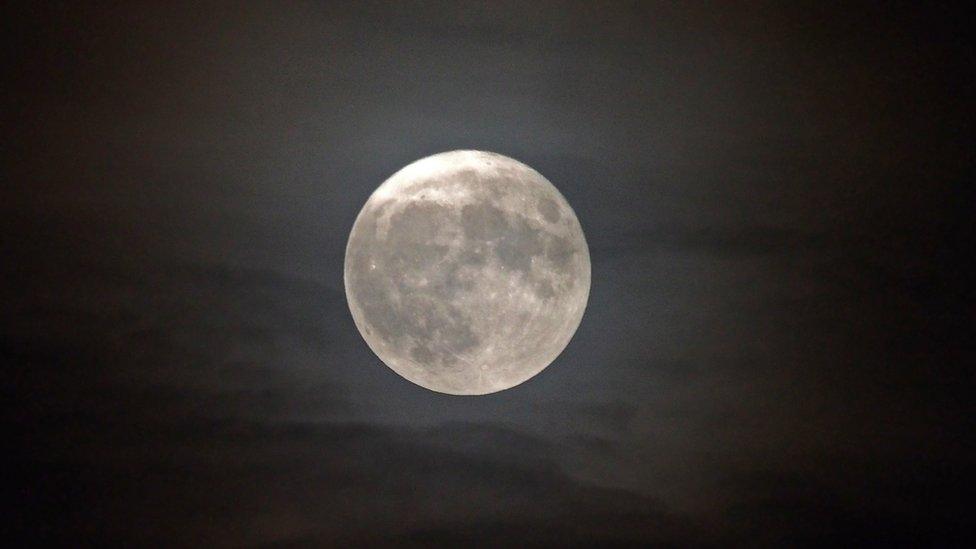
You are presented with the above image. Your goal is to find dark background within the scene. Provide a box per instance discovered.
[4,1,973,546]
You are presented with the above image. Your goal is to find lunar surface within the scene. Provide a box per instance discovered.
[344,151,590,395]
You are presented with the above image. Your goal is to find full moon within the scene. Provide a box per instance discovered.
[344,150,590,395]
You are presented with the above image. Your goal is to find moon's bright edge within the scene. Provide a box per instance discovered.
[344,150,590,395]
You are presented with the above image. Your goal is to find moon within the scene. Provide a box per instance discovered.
[344,150,590,395]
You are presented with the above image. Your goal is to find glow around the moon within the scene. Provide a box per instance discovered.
[344,150,590,395]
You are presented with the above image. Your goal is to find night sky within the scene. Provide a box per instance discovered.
[5,2,974,546]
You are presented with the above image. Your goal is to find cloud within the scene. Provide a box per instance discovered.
[2,251,691,544]
[8,418,695,546]
[592,225,829,257]
[715,463,972,548]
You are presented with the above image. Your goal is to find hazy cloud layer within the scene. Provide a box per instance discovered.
[5,1,972,546]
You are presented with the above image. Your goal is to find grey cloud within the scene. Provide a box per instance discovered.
[5,1,971,546]
[9,418,695,547]
[591,225,829,256]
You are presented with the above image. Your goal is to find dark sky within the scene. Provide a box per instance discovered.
[4,2,973,546]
